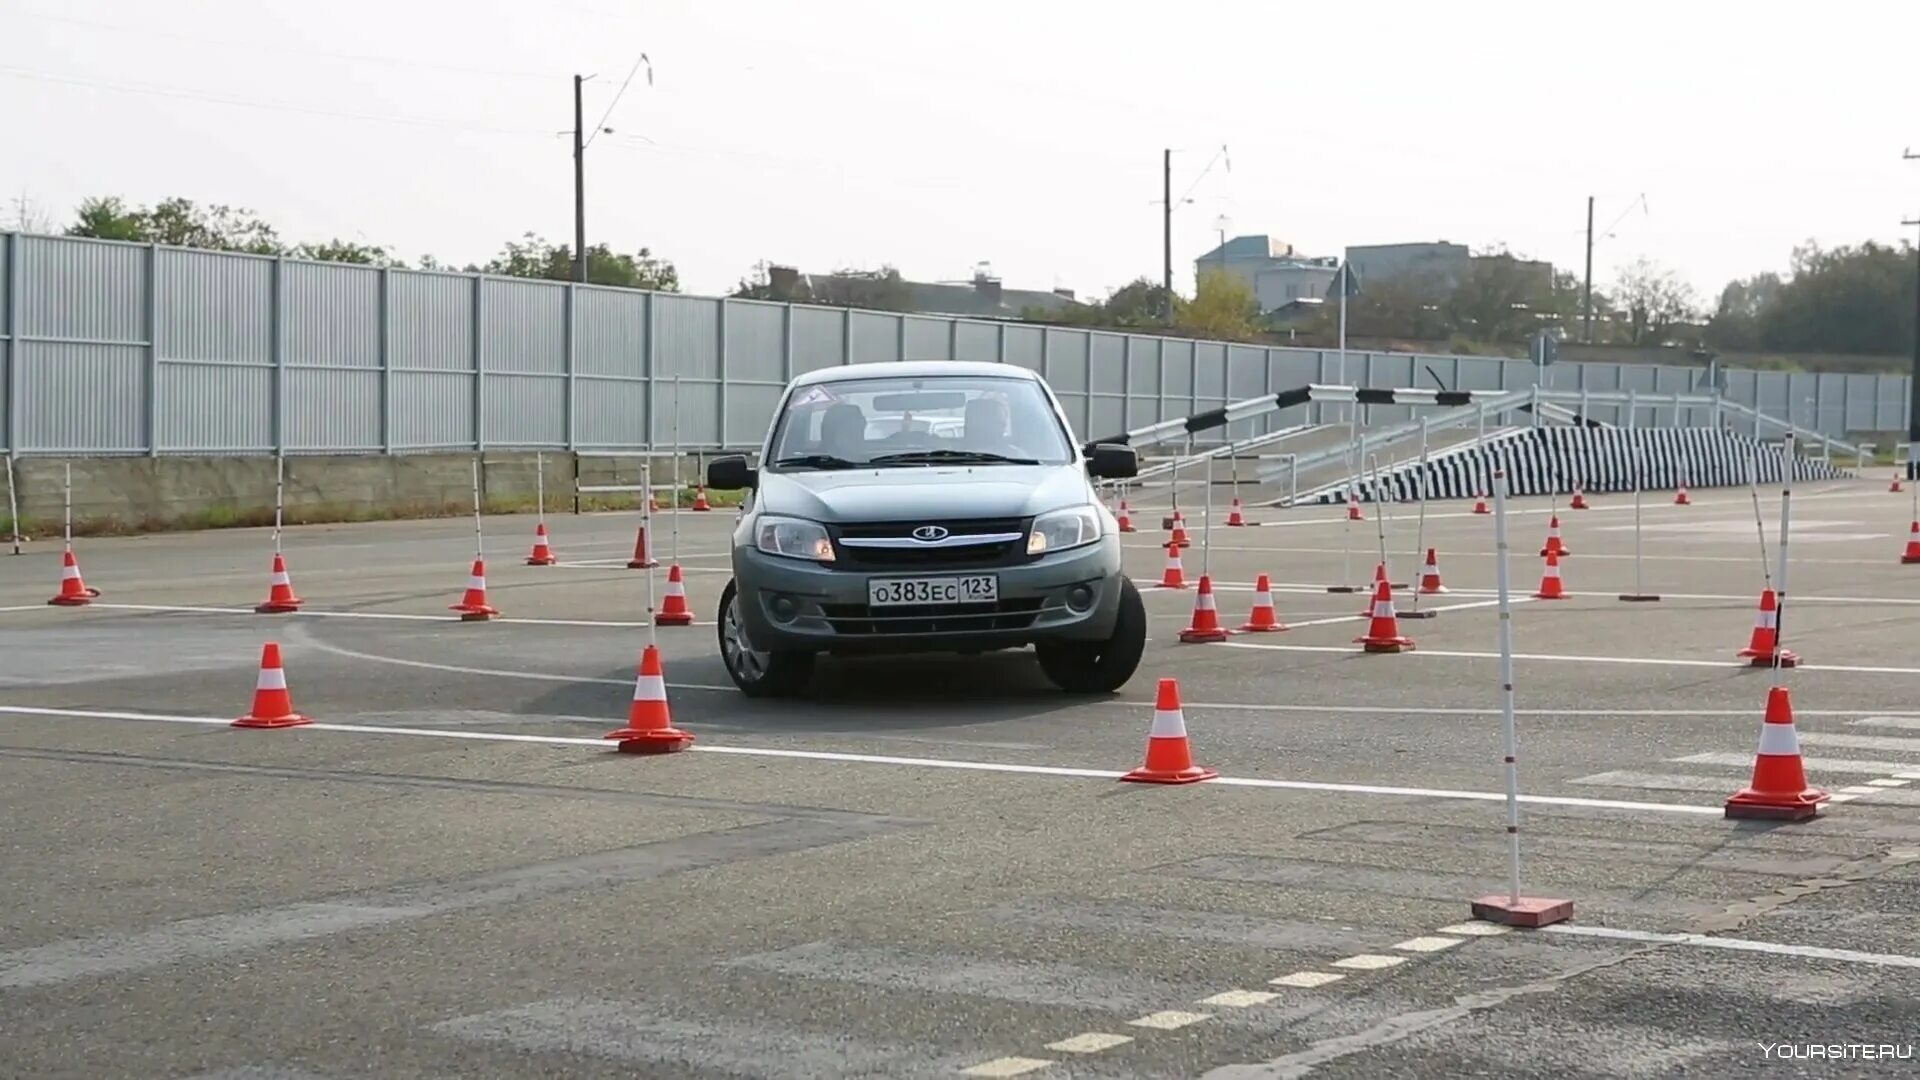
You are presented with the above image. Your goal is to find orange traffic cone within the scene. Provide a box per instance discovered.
[1539,515,1570,557]
[1157,544,1187,589]
[627,524,658,569]
[1570,484,1589,510]
[1674,484,1692,506]
[1226,498,1246,527]
[450,558,500,620]
[1354,578,1415,653]
[1240,573,1286,632]
[1724,686,1829,820]
[525,522,557,566]
[1534,551,1568,599]
[692,485,712,511]
[1901,521,1920,564]
[656,564,694,626]
[1472,492,1490,515]
[603,644,694,753]
[1346,490,1365,521]
[1166,518,1191,549]
[1418,548,1448,594]
[1360,562,1391,615]
[255,552,304,613]
[1736,588,1797,667]
[1121,678,1217,784]
[47,548,99,606]
[1179,575,1230,643]
[1891,472,1904,494]
[1116,500,1136,533]
[233,642,312,728]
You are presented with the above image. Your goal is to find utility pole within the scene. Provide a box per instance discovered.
[1162,149,1173,322]
[1582,195,1595,343]
[1906,151,1920,480]
[573,74,588,283]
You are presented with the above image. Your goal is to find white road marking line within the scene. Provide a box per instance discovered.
[1828,793,1862,803]
[1329,954,1405,971]
[1433,922,1511,937]
[78,602,707,629]
[1837,785,1885,796]
[1219,639,1920,676]
[1856,716,1920,730]
[0,704,1723,816]
[1199,990,1279,1008]
[0,605,55,614]
[1106,701,1920,719]
[1541,925,1920,969]
[1391,936,1463,953]
[1044,1033,1132,1054]
[960,1057,1054,1077]
[1127,1011,1211,1030]
[1801,732,1920,754]
[1680,751,1920,774]
[1570,771,1731,793]
[1269,971,1345,988]
[301,638,735,693]
[1867,778,1911,787]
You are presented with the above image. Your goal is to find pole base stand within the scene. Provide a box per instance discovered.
[1399,609,1438,620]
[1326,585,1360,594]
[1617,593,1662,602]
[1470,895,1573,928]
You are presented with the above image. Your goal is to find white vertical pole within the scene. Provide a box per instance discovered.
[1201,451,1214,579]
[5,454,19,556]
[1411,418,1430,606]
[671,375,682,566]
[63,461,72,552]
[644,461,658,648]
[273,453,285,555]
[535,450,545,526]
[1370,452,1388,574]
[1633,444,1645,597]
[1491,467,1522,906]
[1772,434,1794,686]
[470,456,483,559]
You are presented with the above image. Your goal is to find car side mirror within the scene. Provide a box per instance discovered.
[1085,443,1137,480]
[707,454,756,491]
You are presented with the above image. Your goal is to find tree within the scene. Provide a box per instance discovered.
[1099,277,1177,327]
[1755,241,1914,355]
[1321,271,1453,342]
[1443,253,1556,343]
[289,239,396,266]
[1612,258,1699,346]
[5,192,58,233]
[1704,272,1782,351]
[480,232,679,291]
[65,196,281,253]
[1173,270,1261,341]
[66,196,147,241]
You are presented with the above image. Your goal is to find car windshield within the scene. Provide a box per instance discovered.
[765,375,1074,469]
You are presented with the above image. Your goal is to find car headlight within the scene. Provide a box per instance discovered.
[756,516,835,561]
[1028,504,1103,555]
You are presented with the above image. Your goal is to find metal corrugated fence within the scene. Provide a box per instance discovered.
[0,231,1910,456]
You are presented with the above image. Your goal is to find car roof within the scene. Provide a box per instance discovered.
[790,361,1041,388]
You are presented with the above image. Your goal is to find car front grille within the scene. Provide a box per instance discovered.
[829,518,1031,571]
[819,598,1045,635]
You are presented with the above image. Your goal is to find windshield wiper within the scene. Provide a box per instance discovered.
[866,449,1041,466]
[770,453,863,470]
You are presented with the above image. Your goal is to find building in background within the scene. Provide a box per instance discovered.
[1342,241,1552,294]
[1193,235,1340,311]
[768,262,1082,320]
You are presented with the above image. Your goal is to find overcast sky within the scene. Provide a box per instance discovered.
[4,0,1916,305]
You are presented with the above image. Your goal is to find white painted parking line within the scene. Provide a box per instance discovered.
[1433,922,1510,937]
[1856,716,1920,730]
[1127,1011,1210,1031]
[302,639,735,693]
[1220,640,1920,677]
[1199,990,1279,1008]
[1867,778,1911,787]
[1800,732,1920,753]
[1680,751,1920,774]
[0,704,1724,816]
[1391,936,1463,953]
[79,602,701,629]
[960,1057,1054,1077]
[1044,1033,1132,1054]
[1329,954,1405,971]
[1541,925,1920,969]
[1269,971,1345,988]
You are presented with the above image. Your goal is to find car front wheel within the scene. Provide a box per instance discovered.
[1035,577,1147,694]
[717,579,815,697]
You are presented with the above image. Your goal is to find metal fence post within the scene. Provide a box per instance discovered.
[895,312,906,362]
[645,291,658,449]
[947,318,958,361]
[563,282,576,451]
[782,303,795,382]
[378,266,391,453]
[842,308,853,366]
[271,254,285,455]
[145,243,159,456]
[2,234,15,455]
[716,296,729,449]
[1122,337,1134,431]
[471,274,485,452]
[996,322,1006,364]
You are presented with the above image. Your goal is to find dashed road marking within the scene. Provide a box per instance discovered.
[960,1057,1054,1077]
[1220,639,1920,677]
[1868,778,1911,787]
[1434,922,1511,937]
[1541,925,1920,969]
[1329,954,1406,971]
[1269,971,1346,988]
[1044,1033,1132,1054]
[1198,990,1279,1008]
[1391,936,1464,953]
[1127,1011,1211,1031]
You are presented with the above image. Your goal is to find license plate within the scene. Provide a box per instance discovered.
[868,575,998,607]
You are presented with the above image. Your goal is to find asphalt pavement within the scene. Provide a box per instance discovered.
[4,479,1920,1078]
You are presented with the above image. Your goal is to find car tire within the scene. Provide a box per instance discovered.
[1035,577,1147,695]
[717,579,815,698]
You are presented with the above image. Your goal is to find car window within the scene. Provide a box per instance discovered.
[766,376,1072,468]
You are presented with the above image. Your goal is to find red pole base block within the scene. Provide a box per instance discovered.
[1358,638,1416,653]
[233,712,313,729]
[1469,895,1574,928]
[454,606,500,621]
[1724,788,1829,821]
[1740,649,1799,668]
[605,728,695,754]
[1617,594,1662,602]
[1120,764,1217,785]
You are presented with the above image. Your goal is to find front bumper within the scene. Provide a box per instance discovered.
[733,534,1124,654]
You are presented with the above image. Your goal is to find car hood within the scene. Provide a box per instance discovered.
[758,464,1091,522]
